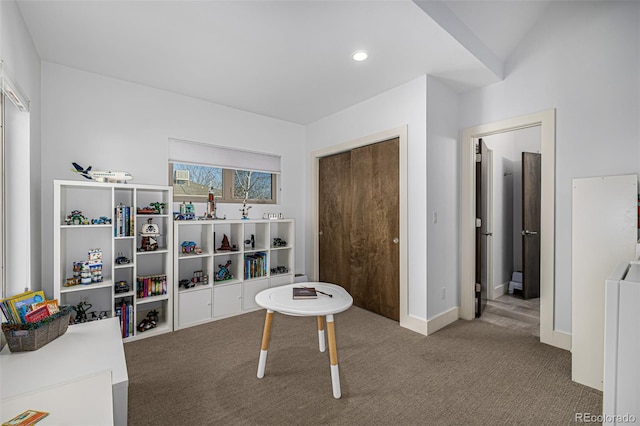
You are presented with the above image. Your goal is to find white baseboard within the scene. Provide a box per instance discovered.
[401,314,429,336]
[495,282,508,297]
[427,306,459,335]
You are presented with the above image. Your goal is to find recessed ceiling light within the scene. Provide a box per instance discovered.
[352,50,369,62]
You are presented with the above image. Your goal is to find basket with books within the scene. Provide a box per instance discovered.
[2,304,71,352]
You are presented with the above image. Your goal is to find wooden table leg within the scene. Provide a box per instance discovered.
[317,316,326,352]
[257,310,274,378]
[326,314,341,398]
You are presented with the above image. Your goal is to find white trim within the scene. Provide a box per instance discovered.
[310,126,412,331]
[461,109,558,348]
[492,281,508,300]
[427,306,459,335]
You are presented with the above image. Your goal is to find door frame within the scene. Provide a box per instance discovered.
[310,126,409,328]
[461,109,570,351]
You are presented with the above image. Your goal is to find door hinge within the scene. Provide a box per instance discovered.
[475,153,482,163]
[475,218,482,228]
[475,283,482,293]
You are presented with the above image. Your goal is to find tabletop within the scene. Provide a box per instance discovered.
[255,282,353,316]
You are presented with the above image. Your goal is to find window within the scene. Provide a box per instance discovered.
[170,162,276,204]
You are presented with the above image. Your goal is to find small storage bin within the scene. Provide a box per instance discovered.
[2,306,71,352]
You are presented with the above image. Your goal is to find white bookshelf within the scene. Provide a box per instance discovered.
[53,180,173,342]
[174,218,294,330]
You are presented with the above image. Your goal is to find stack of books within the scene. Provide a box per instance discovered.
[0,291,59,324]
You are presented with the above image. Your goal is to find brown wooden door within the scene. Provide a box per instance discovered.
[319,138,400,321]
[522,152,541,299]
[318,151,352,291]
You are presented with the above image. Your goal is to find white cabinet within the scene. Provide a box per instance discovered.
[178,287,212,327]
[213,283,242,318]
[571,174,637,390]
[174,219,294,329]
[53,180,173,341]
[603,261,640,425]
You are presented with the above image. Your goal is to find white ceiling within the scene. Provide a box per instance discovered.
[16,0,551,125]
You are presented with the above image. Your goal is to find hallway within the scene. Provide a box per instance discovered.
[478,293,540,337]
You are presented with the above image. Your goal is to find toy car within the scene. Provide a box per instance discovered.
[91,216,112,224]
[115,256,130,264]
[114,280,130,294]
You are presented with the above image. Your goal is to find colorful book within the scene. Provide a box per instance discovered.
[9,291,46,324]
[2,409,49,426]
[24,305,50,323]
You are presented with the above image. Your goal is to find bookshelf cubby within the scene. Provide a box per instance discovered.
[174,218,294,330]
[53,180,173,341]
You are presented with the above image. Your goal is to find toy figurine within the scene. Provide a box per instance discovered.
[218,234,232,251]
[72,301,93,324]
[150,202,166,214]
[215,260,233,281]
[65,210,89,225]
[139,218,160,251]
[239,199,252,220]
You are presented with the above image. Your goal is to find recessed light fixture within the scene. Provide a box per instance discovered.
[352,50,369,62]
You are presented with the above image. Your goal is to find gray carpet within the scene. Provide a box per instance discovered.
[124,306,601,425]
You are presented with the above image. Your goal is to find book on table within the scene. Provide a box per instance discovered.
[293,287,317,299]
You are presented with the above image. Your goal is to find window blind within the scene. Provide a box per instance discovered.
[168,138,281,174]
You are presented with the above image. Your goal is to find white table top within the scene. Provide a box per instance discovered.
[255,283,353,316]
[1,318,128,400]
[1,370,113,425]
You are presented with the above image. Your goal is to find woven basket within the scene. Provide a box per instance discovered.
[2,306,71,352]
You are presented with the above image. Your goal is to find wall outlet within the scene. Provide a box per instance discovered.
[441,287,446,300]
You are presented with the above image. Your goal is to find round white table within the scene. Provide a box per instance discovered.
[254,282,353,399]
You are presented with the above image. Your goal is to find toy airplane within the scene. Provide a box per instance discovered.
[71,162,133,183]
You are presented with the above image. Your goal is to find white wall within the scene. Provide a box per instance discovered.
[1,0,42,296]
[426,76,459,319]
[306,75,428,321]
[41,63,306,298]
[459,1,640,334]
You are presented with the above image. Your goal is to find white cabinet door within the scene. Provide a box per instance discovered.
[178,288,212,328]
[213,284,242,318]
[242,278,269,311]
[572,174,637,391]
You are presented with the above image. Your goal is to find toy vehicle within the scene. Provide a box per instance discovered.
[273,238,287,247]
[115,256,130,264]
[91,216,112,224]
[137,207,156,214]
[114,280,130,294]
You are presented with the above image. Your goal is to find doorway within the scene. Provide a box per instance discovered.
[476,128,542,335]
[461,109,570,351]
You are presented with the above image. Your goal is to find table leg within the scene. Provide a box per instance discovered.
[326,314,341,399]
[317,316,326,352]
[257,310,274,379]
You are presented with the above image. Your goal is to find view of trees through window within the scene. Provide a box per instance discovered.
[170,162,274,203]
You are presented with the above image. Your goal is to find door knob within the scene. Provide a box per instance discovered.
[482,232,493,236]
[521,230,538,236]
[393,237,399,244]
